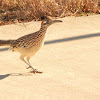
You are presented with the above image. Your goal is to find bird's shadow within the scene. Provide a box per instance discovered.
[0,74,10,80]
[0,71,43,80]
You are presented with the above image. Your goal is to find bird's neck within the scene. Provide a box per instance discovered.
[39,24,48,33]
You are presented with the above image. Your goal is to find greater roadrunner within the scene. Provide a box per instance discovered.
[0,16,62,72]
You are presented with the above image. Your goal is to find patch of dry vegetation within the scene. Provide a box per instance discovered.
[0,0,99,25]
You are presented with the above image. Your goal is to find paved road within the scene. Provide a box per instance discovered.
[0,15,100,100]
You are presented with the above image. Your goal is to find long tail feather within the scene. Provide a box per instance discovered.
[0,40,14,46]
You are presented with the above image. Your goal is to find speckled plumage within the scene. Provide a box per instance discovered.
[10,25,47,55]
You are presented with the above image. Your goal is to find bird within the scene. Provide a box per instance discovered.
[0,16,62,73]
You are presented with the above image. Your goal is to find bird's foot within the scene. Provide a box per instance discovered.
[30,69,42,74]
[26,66,42,73]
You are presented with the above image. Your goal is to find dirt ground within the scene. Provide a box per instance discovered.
[0,15,100,100]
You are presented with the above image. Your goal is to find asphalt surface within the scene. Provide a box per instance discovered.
[0,15,100,100]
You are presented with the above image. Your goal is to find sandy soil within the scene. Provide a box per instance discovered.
[0,15,100,100]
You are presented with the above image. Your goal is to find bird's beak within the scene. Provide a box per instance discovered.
[53,20,62,23]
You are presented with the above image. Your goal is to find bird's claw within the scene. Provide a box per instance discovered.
[30,69,42,73]
[26,66,42,73]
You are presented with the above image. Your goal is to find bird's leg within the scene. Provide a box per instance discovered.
[26,57,39,72]
[26,57,35,69]
[20,55,35,70]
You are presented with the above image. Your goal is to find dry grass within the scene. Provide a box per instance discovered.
[0,0,99,25]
